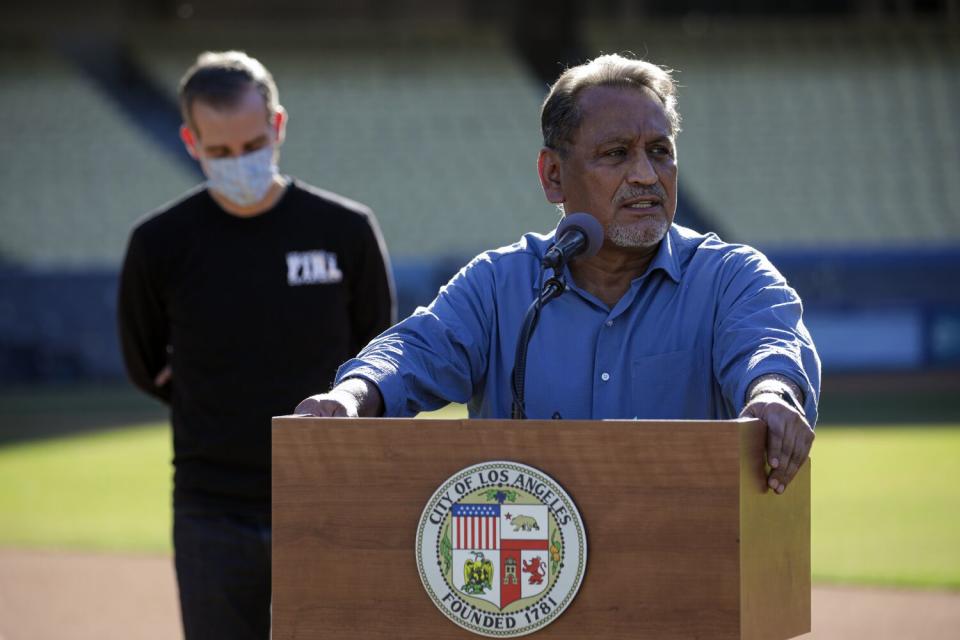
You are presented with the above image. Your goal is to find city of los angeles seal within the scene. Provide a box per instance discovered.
[416,461,587,637]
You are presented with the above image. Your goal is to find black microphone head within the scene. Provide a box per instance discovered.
[557,213,604,259]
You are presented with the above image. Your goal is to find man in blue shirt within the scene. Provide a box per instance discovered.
[296,54,819,495]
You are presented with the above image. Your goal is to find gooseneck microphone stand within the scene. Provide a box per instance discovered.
[510,266,567,419]
[509,213,602,419]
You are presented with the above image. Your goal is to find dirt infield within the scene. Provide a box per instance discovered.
[1,549,958,639]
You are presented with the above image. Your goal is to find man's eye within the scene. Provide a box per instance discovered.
[604,148,626,158]
[650,146,672,157]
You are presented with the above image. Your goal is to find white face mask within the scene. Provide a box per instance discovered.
[202,145,279,207]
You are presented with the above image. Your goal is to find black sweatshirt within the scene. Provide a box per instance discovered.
[118,180,395,513]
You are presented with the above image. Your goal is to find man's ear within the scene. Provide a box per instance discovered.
[272,106,288,146]
[537,147,565,205]
[180,125,199,160]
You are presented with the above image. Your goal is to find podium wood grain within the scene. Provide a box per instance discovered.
[272,417,810,639]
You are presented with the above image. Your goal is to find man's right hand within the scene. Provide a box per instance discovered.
[295,390,359,417]
[294,378,383,418]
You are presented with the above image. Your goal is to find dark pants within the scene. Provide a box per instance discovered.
[173,506,271,640]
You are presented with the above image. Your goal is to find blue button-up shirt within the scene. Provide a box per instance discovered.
[337,224,820,424]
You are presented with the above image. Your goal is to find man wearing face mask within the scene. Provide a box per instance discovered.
[117,51,395,639]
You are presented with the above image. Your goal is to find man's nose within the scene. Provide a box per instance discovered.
[626,151,658,185]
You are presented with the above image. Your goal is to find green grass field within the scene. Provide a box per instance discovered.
[1,408,958,589]
[0,423,173,553]
[811,425,960,589]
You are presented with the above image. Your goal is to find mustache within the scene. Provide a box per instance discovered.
[614,185,667,205]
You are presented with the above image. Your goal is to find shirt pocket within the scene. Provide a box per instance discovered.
[631,348,712,419]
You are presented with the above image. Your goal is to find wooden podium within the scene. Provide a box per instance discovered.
[272,417,810,639]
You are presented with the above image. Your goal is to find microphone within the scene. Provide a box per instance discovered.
[542,213,604,269]
[512,213,602,419]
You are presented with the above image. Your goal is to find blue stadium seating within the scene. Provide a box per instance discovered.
[1,21,958,383]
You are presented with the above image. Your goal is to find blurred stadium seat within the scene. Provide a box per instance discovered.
[0,46,196,267]
[0,17,958,383]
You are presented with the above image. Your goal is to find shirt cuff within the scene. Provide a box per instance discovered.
[747,375,805,415]
[734,354,817,426]
[335,359,410,418]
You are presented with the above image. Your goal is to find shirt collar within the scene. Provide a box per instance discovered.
[644,225,682,284]
[531,224,684,291]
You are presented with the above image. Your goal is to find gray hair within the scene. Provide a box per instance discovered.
[178,50,279,132]
[541,54,681,155]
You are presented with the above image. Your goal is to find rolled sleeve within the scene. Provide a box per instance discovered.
[335,254,497,416]
[713,249,821,426]
[335,341,408,417]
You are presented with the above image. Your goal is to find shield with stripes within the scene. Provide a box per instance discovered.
[449,503,550,609]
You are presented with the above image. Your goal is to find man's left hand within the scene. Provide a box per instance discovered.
[740,395,814,495]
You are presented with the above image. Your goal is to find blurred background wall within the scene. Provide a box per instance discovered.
[0,0,958,396]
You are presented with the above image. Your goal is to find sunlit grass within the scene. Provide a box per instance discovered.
[0,422,172,553]
[811,425,960,589]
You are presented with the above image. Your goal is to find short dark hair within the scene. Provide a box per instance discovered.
[541,54,681,155]
[178,50,279,133]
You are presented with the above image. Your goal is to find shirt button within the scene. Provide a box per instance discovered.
[605,320,613,327]
[601,372,610,382]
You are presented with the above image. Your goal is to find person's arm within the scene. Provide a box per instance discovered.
[740,373,813,494]
[712,248,821,494]
[294,253,500,417]
[348,210,396,354]
[117,227,172,404]
[294,377,383,417]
